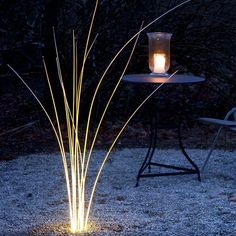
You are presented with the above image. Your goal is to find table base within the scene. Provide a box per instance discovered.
[135,115,201,187]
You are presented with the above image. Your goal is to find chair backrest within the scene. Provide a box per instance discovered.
[225,107,236,121]
[233,108,236,121]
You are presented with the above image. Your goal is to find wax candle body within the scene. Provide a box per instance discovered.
[153,54,166,73]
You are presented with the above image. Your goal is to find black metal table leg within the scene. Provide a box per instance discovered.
[147,110,158,173]
[178,120,201,181]
[136,114,201,186]
[136,109,155,187]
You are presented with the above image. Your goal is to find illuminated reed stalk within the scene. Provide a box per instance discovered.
[83,21,144,189]
[42,59,73,223]
[8,0,191,233]
[75,2,99,229]
[82,0,192,165]
[52,30,78,229]
[81,0,191,223]
[85,71,178,225]
[6,64,73,225]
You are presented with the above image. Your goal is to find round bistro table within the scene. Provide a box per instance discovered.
[122,74,205,186]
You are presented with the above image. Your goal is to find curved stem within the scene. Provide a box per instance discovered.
[7,64,73,226]
[79,0,99,158]
[83,22,143,187]
[82,0,191,179]
[85,71,178,225]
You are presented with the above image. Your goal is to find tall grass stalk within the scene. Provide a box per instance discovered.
[8,0,191,233]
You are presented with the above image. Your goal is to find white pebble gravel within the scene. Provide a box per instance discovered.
[0,148,236,235]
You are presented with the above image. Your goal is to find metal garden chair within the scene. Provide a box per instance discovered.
[198,107,236,172]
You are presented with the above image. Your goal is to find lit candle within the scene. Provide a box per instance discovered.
[153,53,166,73]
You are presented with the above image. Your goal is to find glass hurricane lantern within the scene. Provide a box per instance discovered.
[147,32,172,76]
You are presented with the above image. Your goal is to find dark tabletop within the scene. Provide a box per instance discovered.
[122,74,205,84]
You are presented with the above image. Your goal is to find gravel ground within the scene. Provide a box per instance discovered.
[0,148,236,236]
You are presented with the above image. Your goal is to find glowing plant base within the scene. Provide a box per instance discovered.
[8,0,191,233]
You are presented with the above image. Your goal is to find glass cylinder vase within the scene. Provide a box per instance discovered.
[147,32,172,76]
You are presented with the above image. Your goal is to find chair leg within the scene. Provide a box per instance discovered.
[201,127,223,173]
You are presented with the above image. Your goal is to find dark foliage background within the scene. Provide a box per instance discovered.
[0,0,236,157]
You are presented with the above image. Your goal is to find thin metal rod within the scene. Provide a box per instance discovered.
[178,120,201,181]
